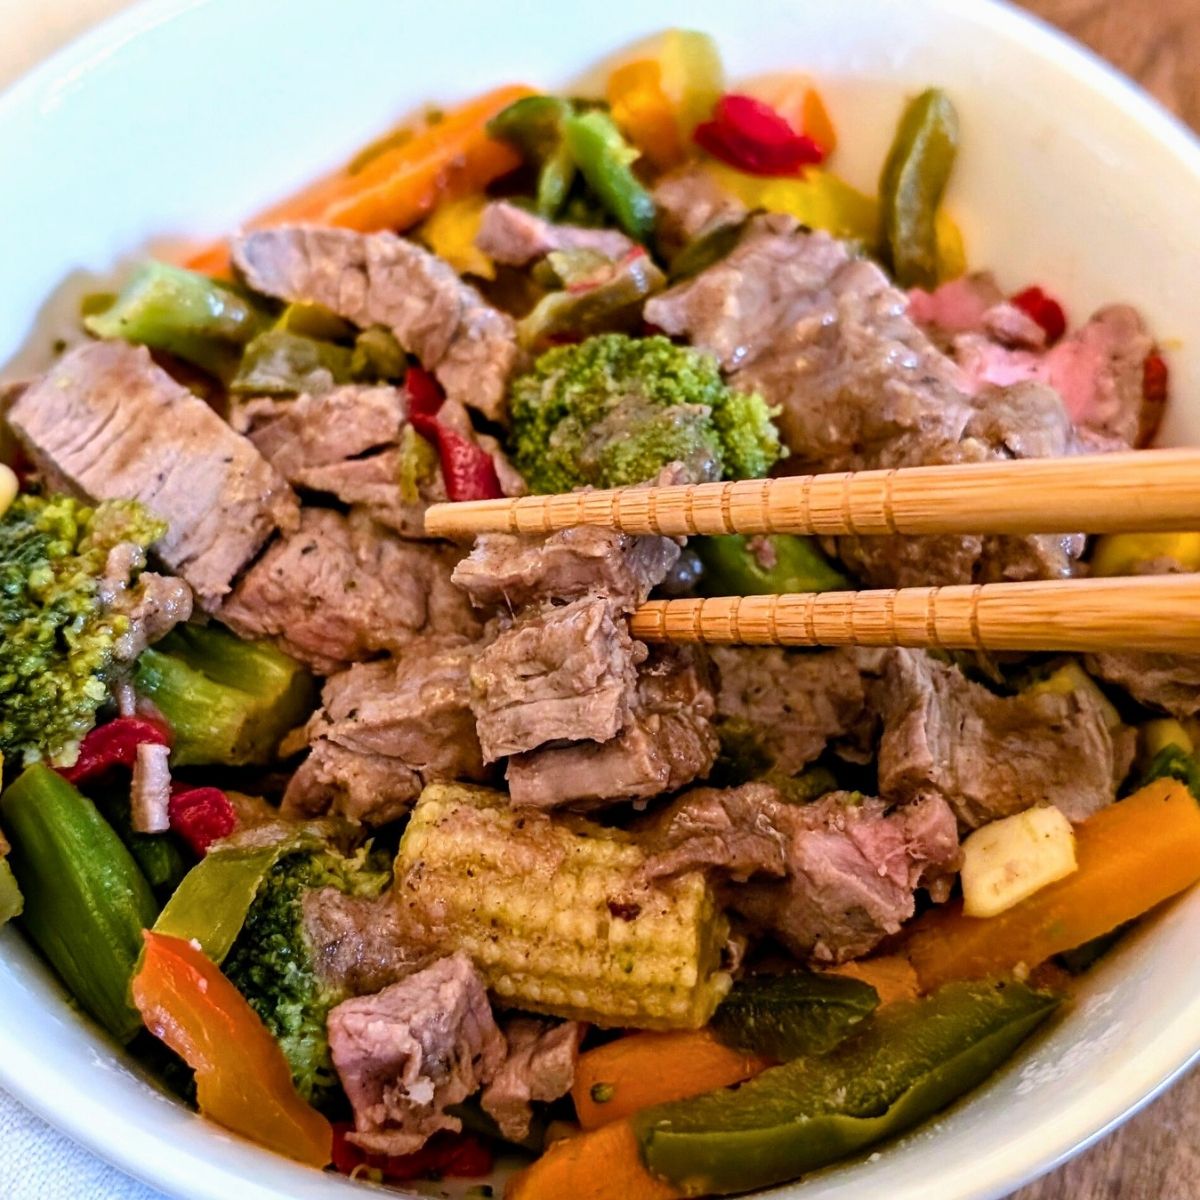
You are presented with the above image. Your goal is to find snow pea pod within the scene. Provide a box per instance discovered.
[1,765,158,1042]
[0,855,21,926]
[634,978,1059,1196]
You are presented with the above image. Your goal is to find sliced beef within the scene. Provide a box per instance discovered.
[506,647,718,809]
[220,508,480,673]
[130,742,171,834]
[652,165,750,259]
[470,598,644,762]
[453,525,680,614]
[476,200,638,266]
[327,952,506,1156]
[284,637,487,825]
[1085,652,1200,720]
[8,341,298,607]
[232,226,518,422]
[302,888,429,997]
[99,542,194,662]
[480,1017,583,1142]
[875,648,1134,829]
[643,783,960,964]
[907,274,1046,349]
[711,646,873,773]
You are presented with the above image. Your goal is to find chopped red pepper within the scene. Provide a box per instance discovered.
[405,366,503,503]
[59,716,172,785]
[694,93,826,176]
[330,1123,494,1182]
[1010,286,1067,344]
[1143,351,1169,406]
[168,785,236,855]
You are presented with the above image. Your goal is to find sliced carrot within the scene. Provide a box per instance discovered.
[906,779,1200,992]
[505,1118,680,1200]
[182,83,532,275]
[571,1028,768,1131]
[826,955,919,1006]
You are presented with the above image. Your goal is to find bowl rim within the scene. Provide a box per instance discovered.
[1,0,1198,1197]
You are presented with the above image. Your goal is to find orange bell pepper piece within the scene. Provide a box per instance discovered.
[906,779,1200,992]
[132,931,332,1167]
[607,60,685,170]
[182,83,532,275]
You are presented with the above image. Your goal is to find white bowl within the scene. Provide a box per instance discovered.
[1,1,1198,1197]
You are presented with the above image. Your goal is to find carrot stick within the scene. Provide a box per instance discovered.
[571,1029,769,1130]
[905,779,1200,991]
[182,83,533,275]
[506,1118,680,1200]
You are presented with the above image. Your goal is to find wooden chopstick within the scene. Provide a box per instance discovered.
[628,574,1200,654]
[424,449,1200,540]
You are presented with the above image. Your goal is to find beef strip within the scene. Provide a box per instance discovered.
[470,597,644,762]
[301,888,429,997]
[475,200,637,266]
[130,742,171,834]
[1085,651,1200,720]
[875,648,1134,829]
[284,637,488,825]
[99,542,194,662]
[643,783,960,964]
[220,507,480,673]
[907,273,1046,350]
[327,952,506,1156]
[480,1017,583,1142]
[232,226,518,422]
[453,525,680,614]
[651,165,750,259]
[506,647,719,809]
[8,341,298,607]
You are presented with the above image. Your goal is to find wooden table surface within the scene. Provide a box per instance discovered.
[1006,8,1199,1199]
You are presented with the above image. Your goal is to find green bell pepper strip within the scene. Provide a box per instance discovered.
[1,765,158,1042]
[563,110,657,242]
[154,825,319,964]
[711,971,879,1061]
[879,88,959,289]
[634,978,1059,1196]
[230,328,356,396]
[0,856,22,926]
[695,534,848,596]
[84,261,268,378]
[487,95,577,218]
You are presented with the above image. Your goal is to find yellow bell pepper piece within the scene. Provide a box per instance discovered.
[418,194,495,280]
[1090,531,1200,577]
[658,29,725,137]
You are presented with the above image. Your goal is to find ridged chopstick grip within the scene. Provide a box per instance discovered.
[424,449,1200,539]
[629,575,1200,654]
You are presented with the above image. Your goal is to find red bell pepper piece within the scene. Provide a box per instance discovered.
[59,716,172,785]
[404,366,503,502]
[694,93,826,176]
[330,1123,493,1182]
[1143,351,1169,406]
[1010,286,1067,344]
[168,785,236,855]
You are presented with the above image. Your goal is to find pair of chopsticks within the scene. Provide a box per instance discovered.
[425,449,1200,654]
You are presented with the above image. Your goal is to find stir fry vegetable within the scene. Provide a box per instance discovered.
[695,534,847,596]
[488,95,578,218]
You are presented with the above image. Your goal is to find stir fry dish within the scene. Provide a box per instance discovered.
[2,29,1199,1198]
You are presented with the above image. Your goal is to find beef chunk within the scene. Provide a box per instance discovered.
[130,742,171,834]
[875,649,1134,829]
[328,952,506,1156]
[506,647,718,809]
[99,542,194,662]
[711,646,874,773]
[644,784,960,964]
[1085,652,1200,720]
[651,165,750,259]
[8,342,298,607]
[302,888,429,997]
[476,201,637,266]
[453,526,680,614]
[470,598,644,761]
[480,1017,583,1142]
[220,508,480,673]
[232,226,517,421]
[284,637,487,825]
[907,273,1046,349]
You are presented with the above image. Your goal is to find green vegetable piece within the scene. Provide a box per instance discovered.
[154,825,320,964]
[231,328,355,395]
[879,88,959,289]
[0,857,22,926]
[84,261,267,377]
[0,494,165,766]
[695,534,848,596]
[350,326,408,382]
[668,219,747,282]
[90,784,187,896]
[1,765,158,1042]
[711,971,878,1061]
[1135,744,1200,801]
[635,978,1059,1196]
[487,95,577,218]
[562,110,657,242]
[134,623,316,767]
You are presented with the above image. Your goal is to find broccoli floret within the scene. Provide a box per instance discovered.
[508,333,782,493]
[0,494,165,766]
[221,845,390,1109]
